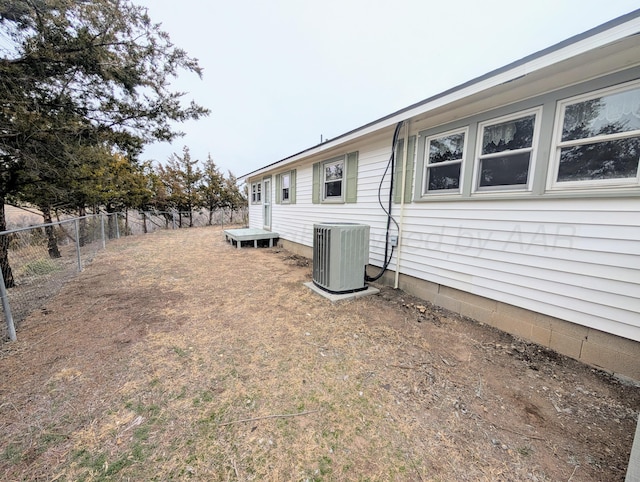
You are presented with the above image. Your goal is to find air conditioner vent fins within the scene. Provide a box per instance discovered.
[312,223,369,294]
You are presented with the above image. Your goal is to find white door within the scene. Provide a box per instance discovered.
[263,178,271,230]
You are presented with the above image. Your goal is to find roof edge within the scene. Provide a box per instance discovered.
[240,8,640,181]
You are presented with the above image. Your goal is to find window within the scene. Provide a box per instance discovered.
[282,173,290,201]
[550,82,640,188]
[312,152,358,204]
[251,182,261,204]
[475,109,540,191]
[275,170,296,204]
[423,129,466,194]
[323,160,344,200]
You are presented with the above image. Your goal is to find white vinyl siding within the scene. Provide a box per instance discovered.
[252,137,640,344]
[262,138,395,269]
[248,69,640,346]
[395,197,640,341]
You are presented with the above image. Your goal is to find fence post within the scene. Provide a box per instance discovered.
[101,213,106,249]
[172,211,176,230]
[115,213,120,239]
[74,219,82,272]
[0,268,16,342]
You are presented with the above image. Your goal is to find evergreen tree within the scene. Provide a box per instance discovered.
[160,147,202,227]
[0,0,209,286]
[199,155,224,225]
[221,171,247,224]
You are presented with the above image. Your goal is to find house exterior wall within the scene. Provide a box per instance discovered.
[250,139,640,370]
[394,196,639,343]
[375,269,640,380]
[249,133,400,269]
[245,45,640,379]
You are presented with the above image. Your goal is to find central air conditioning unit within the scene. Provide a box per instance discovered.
[313,223,370,294]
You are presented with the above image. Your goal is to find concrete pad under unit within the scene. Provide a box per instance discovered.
[304,282,379,302]
[224,228,279,249]
[627,418,640,482]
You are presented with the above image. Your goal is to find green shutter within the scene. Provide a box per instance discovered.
[290,169,296,204]
[393,139,404,204]
[404,136,416,203]
[312,162,320,204]
[393,136,416,204]
[275,174,281,204]
[345,151,358,203]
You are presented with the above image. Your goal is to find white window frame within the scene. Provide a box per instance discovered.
[281,172,290,203]
[251,182,262,204]
[322,158,344,202]
[547,80,640,191]
[422,127,468,196]
[473,107,542,193]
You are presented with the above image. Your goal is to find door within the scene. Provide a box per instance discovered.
[263,178,272,230]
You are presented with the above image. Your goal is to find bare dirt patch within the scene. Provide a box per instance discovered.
[0,226,638,481]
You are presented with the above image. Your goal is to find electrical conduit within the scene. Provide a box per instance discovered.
[394,120,410,289]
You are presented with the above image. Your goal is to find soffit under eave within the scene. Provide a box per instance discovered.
[245,128,399,182]
[407,35,640,133]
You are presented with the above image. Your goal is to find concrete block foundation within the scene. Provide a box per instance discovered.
[276,238,640,381]
[377,268,640,381]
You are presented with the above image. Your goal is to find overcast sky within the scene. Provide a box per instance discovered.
[135,1,640,177]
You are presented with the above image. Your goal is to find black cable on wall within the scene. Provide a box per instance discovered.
[365,121,403,282]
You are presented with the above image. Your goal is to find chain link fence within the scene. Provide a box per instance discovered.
[123,207,247,234]
[0,213,121,341]
[1,207,248,341]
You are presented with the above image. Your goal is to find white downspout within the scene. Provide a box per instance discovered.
[394,120,410,289]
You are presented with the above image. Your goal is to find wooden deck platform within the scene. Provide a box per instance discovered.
[224,228,279,249]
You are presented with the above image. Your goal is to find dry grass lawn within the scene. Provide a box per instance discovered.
[0,226,638,481]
